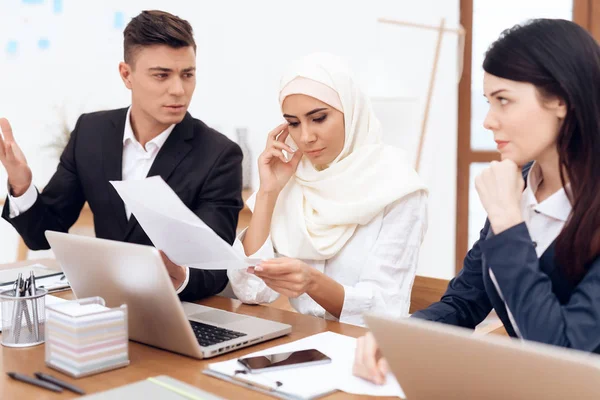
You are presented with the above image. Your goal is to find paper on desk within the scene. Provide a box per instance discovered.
[0,265,70,293]
[36,273,70,293]
[0,295,67,332]
[110,177,258,270]
[0,263,59,286]
[208,331,405,399]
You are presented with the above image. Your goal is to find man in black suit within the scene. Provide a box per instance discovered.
[0,10,243,301]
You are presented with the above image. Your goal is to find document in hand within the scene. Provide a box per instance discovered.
[110,177,257,270]
[205,331,405,399]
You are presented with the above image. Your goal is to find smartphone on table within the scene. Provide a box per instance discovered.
[238,348,331,373]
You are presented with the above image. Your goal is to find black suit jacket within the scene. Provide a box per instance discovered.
[2,108,243,301]
[413,163,600,353]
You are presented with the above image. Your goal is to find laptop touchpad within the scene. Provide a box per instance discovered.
[189,310,248,325]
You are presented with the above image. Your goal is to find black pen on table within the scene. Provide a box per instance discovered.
[35,372,86,395]
[7,372,63,393]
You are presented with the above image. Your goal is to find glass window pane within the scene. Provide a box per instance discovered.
[470,0,573,151]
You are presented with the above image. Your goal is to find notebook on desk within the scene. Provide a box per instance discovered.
[0,264,70,292]
[0,264,56,285]
[205,331,404,399]
[80,375,224,399]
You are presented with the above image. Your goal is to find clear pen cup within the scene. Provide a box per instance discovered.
[0,287,47,347]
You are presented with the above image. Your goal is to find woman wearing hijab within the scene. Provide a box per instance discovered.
[228,53,428,326]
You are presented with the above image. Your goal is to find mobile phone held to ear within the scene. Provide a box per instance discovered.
[238,349,331,373]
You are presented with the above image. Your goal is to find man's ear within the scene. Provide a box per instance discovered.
[119,62,133,90]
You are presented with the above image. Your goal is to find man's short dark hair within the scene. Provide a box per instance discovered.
[123,10,196,65]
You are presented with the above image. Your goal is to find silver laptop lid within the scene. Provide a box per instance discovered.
[45,231,291,359]
[46,231,204,358]
[365,314,600,400]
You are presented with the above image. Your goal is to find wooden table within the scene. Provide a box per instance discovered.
[0,260,382,399]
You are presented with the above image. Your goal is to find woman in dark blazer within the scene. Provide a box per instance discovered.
[353,18,600,384]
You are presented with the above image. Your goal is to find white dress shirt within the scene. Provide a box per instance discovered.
[8,107,190,293]
[520,163,571,257]
[489,162,572,337]
[228,190,428,327]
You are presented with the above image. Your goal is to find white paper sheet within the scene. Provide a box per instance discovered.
[110,177,258,270]
[208,331,405,399]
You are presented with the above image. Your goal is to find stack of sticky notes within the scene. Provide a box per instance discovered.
[45,298,129,378]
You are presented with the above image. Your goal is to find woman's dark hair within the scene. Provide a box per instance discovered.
[483,19,600,284]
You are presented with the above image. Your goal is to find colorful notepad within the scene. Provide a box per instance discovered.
[45,297,129,378]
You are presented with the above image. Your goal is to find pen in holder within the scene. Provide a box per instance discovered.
[0,272,47,347]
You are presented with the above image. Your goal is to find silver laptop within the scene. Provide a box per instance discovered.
[45,231,291,359]
[365,314,600,400]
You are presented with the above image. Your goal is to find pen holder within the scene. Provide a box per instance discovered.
[0,288,47,347]
[45,296,129,378]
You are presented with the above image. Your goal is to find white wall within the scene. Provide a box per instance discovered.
[0,0,460,279]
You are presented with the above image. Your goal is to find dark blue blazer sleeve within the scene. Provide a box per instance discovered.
[480,222,600,351]
[411,219,493,328]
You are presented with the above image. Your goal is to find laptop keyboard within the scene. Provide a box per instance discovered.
[190,320,247,347]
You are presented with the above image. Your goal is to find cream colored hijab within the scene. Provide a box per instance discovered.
[270,53,427,260]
